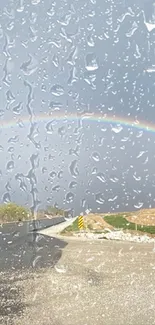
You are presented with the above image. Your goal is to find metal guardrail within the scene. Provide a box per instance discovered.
[28,217,65,232]
[0,217,65,238]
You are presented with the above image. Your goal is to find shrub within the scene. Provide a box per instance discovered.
[0,202,30,222]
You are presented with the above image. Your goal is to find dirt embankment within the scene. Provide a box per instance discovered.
[127,209,155,226]
[83,214,113,231]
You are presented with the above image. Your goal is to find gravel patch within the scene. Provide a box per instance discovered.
[74,230,155,243]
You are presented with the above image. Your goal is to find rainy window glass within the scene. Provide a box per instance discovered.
[1,0,155,324]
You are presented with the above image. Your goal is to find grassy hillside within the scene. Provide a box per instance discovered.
[104,215,155,234]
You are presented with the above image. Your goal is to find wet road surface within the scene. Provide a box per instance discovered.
[0,218,67,271]
[14,238,155,325]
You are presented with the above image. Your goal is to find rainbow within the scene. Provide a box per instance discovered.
[0,111,154,134]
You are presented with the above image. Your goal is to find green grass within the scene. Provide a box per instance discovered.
[61,217,79,234]
[104,215,155,235]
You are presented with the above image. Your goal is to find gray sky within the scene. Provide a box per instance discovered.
[0,0,155,215]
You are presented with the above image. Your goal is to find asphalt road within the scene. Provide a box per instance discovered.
[0,218,67,271]
[0,218,68,325]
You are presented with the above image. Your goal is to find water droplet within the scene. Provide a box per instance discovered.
[58,126,65,137]
[3,58,14,86]
[7,21,14,31]
[20,54,38,75]
[112,125,123,134]
[92,152,100,162]
[20,181,27,192]
[96,172,106,183]
[6,90,15,109]
[69,160,79,178]
[6,161,14,172]
[0,110,4,117]
[12,230,20,238]
[0,25,3,39]
[30,12,37,24]
[41,84,46,92]
[8,136,19,143]
[51,84,64,96]
[17,119,25,128]
[47,197,52,204]
[42,167,47,174]
[49,101,62,111]
[134,202,144,209]
[68,67,78,86]
[136,151,146,159]
[17,0,25,12]
[45,121,53,134]
[58,171,63,179]
[95,193,105,204]
[3,7,15,19]
[108,196,118,202]
[81,198,86,208]
[67,46,78,66]
[32,255,41,268]
[126,21,138,37]
[2,192,11,203]
[87,34,95,47]
[136,131,143,138]
[133,174,141,181]
[12,102,23,115]
[110,176,119,183]
[52,54,59,67]
[49,171,56,178]
[69,181,77,189]
[85,53,98,71]
[54,264,67,273]
[92,167,97,175]
[31,0,40,5]
[5,181,11,191]
[47,6,55,17]
[65,191,74,203]
[57,13,71,26]
[52,185,60,192]
[27,123,40,147]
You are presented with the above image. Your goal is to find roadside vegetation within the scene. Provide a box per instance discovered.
[0,202,30,223]
[0,202,67,223]
[45,206,66,216]
[61,218,79,234]
[104,215,155,235]
[61,212,155,236]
